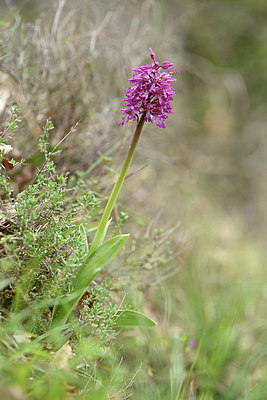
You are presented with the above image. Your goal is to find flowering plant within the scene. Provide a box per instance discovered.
[120,48,176,128]
[50,50,176,342]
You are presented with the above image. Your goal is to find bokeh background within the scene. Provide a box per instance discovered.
[1,0,267,398]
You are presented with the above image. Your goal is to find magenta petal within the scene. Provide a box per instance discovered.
[161,61,174,70]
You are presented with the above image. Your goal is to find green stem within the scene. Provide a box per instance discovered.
[89,113,146,255]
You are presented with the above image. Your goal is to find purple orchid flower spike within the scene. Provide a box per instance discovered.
[120,49,176,128]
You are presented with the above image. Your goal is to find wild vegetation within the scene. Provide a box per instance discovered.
[0,1,267,399]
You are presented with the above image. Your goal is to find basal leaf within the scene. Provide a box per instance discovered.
[114,309,157,327]
[88,219,111,256]
[50,234,129,331]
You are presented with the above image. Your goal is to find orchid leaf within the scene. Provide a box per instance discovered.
[114,309,157,327]
[50,234,129,331]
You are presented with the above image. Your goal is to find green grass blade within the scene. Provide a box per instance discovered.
[170,368,174,400]
[79,224,89,254]
[113,309,157,327]
[178,337,202,400]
